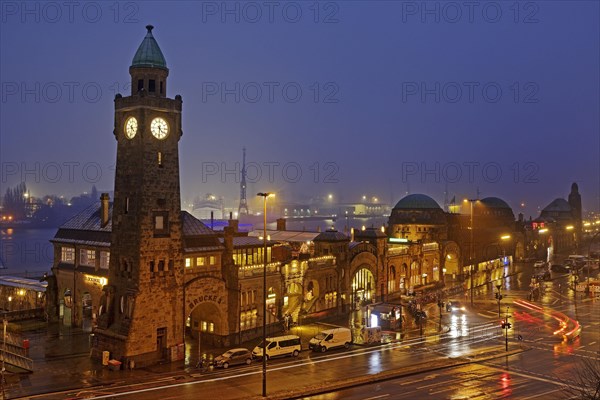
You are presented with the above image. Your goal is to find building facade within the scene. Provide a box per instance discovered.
[48,26,569,368]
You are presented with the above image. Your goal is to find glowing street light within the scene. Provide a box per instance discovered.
[256,192,274,397]
[464,198,480,306]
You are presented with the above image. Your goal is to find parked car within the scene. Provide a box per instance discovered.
[551,264,570,273]
[252,335,301,360]
[309,328,353,352]
[213,348,252,369]
[533,261,547,269]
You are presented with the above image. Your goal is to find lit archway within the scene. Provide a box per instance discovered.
[351,267,375,308]
[388,265,397,294]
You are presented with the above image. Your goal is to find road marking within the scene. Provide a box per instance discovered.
[589,341,596,346]
[519,388,562,399]
[364,395,389,399]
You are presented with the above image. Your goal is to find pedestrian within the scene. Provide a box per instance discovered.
[284,313,290,331]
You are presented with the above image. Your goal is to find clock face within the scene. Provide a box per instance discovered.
[151,117,169,139]
[125,117,138,139]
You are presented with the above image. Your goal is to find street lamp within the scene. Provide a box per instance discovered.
[257,192,273,398]
[464,199,479,306]
[1,316,6,397]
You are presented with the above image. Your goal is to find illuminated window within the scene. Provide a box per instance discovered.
[196,257,205,266]
[61,247,75,263]
[185,258,191,268]
[209,256,216,265]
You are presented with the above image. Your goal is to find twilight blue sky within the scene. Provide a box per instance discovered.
[1,1,598,218]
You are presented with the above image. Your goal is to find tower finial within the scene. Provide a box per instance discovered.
[146,25,154,33]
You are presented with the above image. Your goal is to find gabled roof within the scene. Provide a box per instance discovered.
[542,198,572,213]
[182,211,215,236]
[54,204,216,245]
[60,202,112,232]
[314,229,349,242]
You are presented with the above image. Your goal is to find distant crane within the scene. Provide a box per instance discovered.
[238,147,249,215]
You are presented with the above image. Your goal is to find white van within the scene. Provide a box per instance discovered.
[252,335,301,360]
[308,327,352,352]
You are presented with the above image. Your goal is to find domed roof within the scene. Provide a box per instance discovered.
[393,194,441,210]
[131,25,167,70]
[481,197,511,209]
[542,198,572,213]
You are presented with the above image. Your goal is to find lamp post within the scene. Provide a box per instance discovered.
[1,316,6,398]
[464,199,479,306]
[257,192,273,398]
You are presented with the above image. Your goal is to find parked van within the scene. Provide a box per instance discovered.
[252,335,301,360]
[308,328,352,352]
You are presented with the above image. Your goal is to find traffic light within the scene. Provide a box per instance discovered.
[501,321,512,329]
[495,293,499,299]
[495,293,503,300]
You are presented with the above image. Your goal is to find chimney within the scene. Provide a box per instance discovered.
[276,218,286,231]
[223,226,234,254]
[228,218,239,233]
[100,193,110,227]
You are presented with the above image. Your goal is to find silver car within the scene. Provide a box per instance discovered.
[213,348,252,369]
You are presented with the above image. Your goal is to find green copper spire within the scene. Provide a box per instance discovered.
[131,25,167,70]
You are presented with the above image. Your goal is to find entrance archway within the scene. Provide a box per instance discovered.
[443,242,461,278]
[184,276,229,364]
[186,301,225,364]
[351,267,375,308]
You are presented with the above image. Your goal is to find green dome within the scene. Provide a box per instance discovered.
[481,197,511,209]
[393,194,441,210]
[131,25,167,70]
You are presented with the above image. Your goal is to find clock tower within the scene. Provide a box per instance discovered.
[94,25,185,366]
